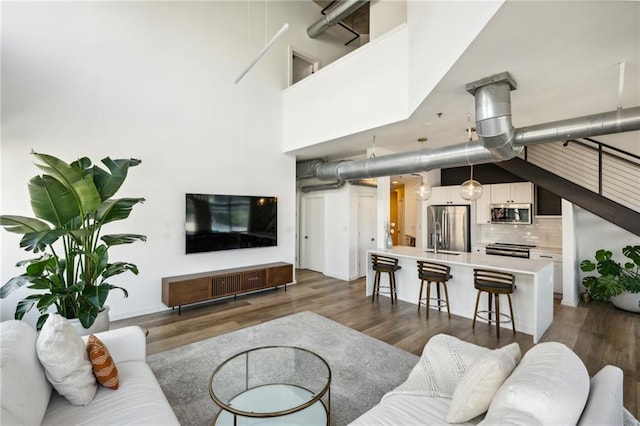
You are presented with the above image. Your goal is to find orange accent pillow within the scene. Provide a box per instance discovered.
[86,335,119,390]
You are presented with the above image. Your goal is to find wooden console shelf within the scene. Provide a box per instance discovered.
[162,262,293,313]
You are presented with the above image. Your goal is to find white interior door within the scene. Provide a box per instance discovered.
[301,196,325,273]
[357,195,377,277]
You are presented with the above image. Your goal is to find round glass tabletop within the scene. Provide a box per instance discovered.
[209,346,331,425]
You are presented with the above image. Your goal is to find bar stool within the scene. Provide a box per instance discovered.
[472,269,516,338]
[417,261,452,319]
[371,254,401,304]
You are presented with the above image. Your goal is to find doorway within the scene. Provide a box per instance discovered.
[390,183,405,246]
[290,49,319,86]
[300,195,325,273]
[357,194,376,277]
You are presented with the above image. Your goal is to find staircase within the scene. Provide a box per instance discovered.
[495,138,640,236]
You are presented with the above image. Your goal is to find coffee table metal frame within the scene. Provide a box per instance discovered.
[208,345,331,425]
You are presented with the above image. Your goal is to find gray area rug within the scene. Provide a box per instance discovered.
[147,311,419,426]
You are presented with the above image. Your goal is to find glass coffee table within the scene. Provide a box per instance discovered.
[209,346,331,425]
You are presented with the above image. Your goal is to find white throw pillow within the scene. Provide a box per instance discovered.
[36,313,97,405]
[446,342,521,423]
[480,342,589,426]
[0,320,52,425]
[384,334,491,399]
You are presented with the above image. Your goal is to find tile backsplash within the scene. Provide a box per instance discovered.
[480,217,562,248]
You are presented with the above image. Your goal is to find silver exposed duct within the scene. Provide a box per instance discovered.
[314,141,496,181]
[300,180,346,193]
[297,71,640,182]
[515,106,640,146]
[349,179,377,188]
[466,72,520,160]
[307,0,369,39]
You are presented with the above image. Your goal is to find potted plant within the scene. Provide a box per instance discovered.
[580,245,640,312]
[0,151,146,330]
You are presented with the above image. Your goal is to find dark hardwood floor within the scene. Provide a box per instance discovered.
[113,269,640,418]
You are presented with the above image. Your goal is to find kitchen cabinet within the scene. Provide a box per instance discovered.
[475,185,492,224]
[429,186,470,205]
[490,182,533,204]
[530,250,562,293]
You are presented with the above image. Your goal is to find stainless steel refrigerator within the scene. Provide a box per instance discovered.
[426,205,471,252]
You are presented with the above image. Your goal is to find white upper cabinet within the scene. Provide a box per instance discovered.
[490,182,533,204]
[475,185,492,224]
[429,186,471,205]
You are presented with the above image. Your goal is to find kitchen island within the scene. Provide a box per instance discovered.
[367,246,554,343]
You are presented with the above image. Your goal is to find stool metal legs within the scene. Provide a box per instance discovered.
[472,291,516,338]
[418,280,450,319]
[371,270,397,304]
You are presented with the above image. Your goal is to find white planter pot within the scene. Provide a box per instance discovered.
[68,306,111,336]
[610,291,640,313]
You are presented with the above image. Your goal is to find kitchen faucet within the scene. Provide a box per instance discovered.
[433,221,442,253]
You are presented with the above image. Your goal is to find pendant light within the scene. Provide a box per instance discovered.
[415,173,432,201]
[460,114,484,200]
[459,165,483,200]
[414,138,432,201]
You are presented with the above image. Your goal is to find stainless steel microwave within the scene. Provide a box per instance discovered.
[490,204,532,224]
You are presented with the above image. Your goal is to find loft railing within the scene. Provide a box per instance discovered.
[524,138,640,213]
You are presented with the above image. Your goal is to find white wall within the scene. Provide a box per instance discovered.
[370,0,406,40]
[0,2,354,323]
[575,205,640,279]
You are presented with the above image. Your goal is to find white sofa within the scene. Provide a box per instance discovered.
[350,334,626,426]
[0,320,179,425]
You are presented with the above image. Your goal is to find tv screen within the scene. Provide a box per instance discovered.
[185,194,277,254]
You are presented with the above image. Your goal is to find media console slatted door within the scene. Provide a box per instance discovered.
[162,262,293,314]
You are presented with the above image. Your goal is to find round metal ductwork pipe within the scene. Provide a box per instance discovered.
[515,106,640,145]
[467,72,522,161]
[300,180,346,193]
[314,141,495,181]
[307,0,369,39]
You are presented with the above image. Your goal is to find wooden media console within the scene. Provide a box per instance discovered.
[162,262,293,313]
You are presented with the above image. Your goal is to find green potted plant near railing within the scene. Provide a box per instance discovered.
[0,151,146,331]
[580,245,640,312]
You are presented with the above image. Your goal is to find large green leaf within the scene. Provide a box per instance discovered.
[23,255,57,277]
[0,215,50,235]
[28,175,79,226]
[96,198,145,225]
[623,245,640,267]
[15,296,39,319]
[82,283,110,309]
[596,259,620,276]
[580,259,596,272]
[77,307,99,329]
[93,157,142,201]
[31,151,101,216]
[101,233,147,246]
[0,275,37,298]
[103,262,139,279]
[20,229,67,253]
[108,284,129,298]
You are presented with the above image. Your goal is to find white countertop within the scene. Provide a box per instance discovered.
[530,246,562,254]
[369,246,553,275]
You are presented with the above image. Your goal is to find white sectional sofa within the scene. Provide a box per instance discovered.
[350,334,627,426]
[0,320,179,425]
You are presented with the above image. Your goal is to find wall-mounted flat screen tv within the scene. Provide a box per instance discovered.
[185,193,277,254]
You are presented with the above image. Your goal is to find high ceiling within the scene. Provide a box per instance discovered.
[297,1,640,162]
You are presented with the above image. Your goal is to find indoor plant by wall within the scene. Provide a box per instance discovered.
[0,152,146,330]
[580,245,640,312]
